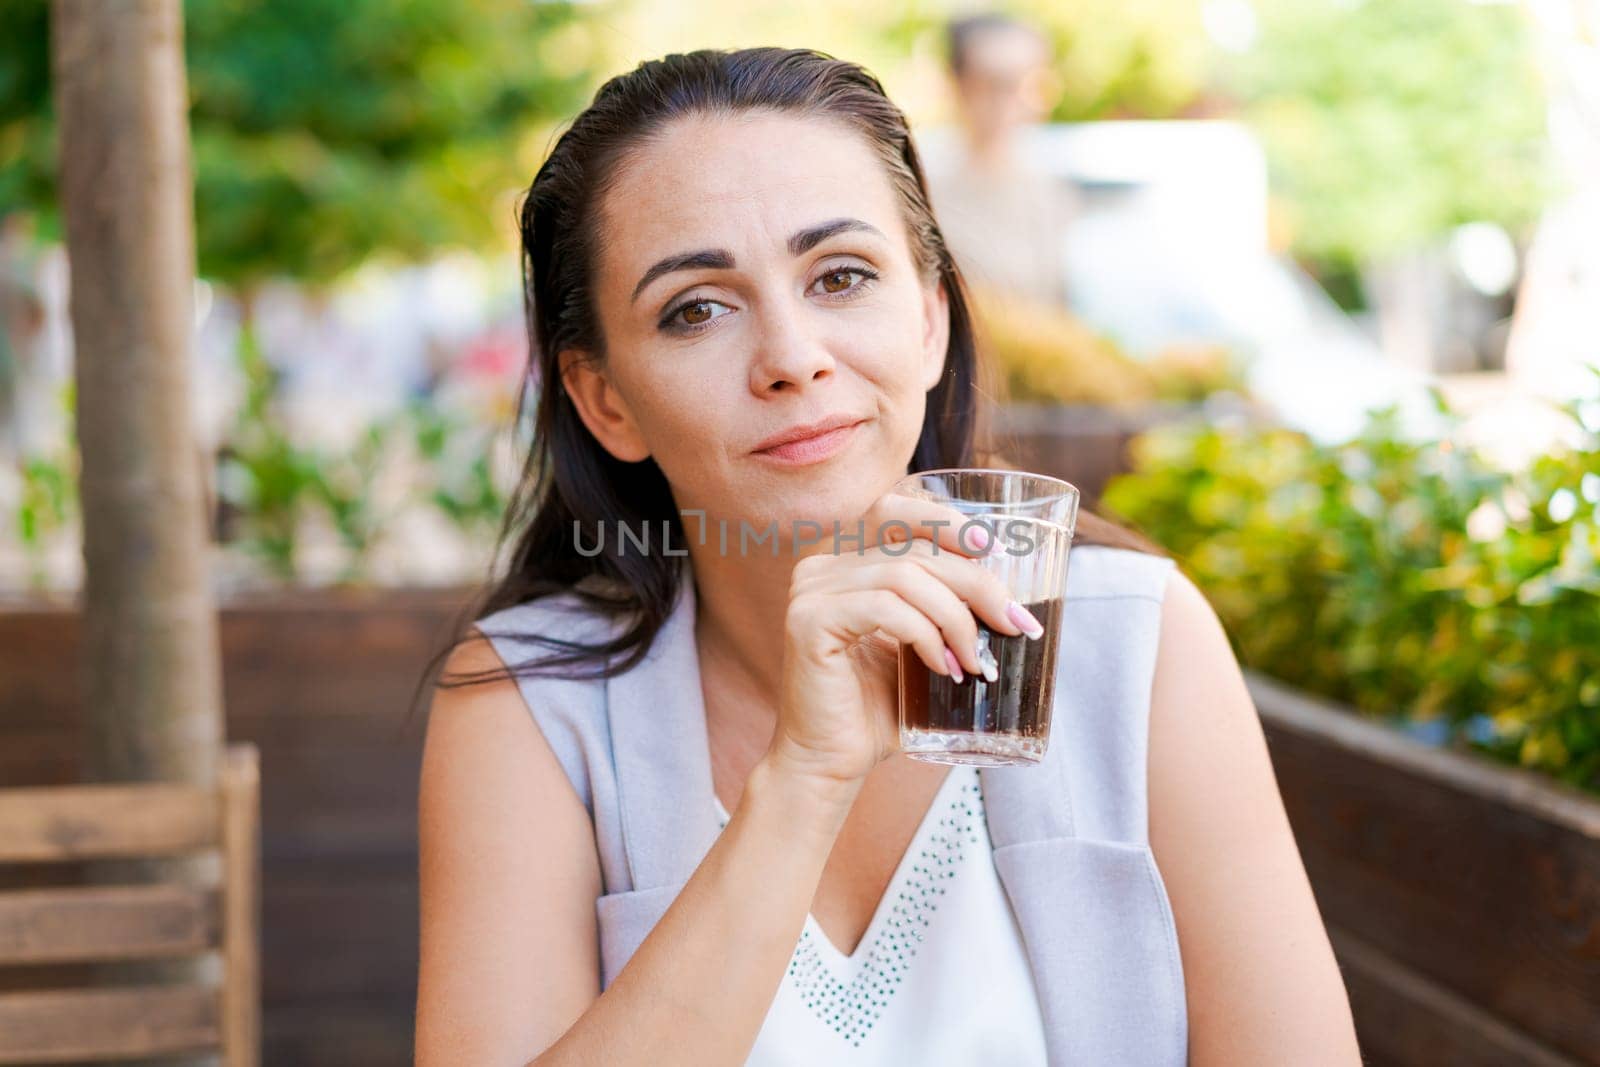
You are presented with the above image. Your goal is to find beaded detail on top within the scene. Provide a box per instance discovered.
[715,770,987,1047]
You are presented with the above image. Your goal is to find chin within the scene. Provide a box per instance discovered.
[761,477,903,543]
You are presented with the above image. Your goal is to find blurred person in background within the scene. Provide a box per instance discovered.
[922,13,1079,309]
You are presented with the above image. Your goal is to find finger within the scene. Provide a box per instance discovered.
[858,538,1033,643]
[843,557,986,676]
[863,491,1000,558]
[915,545,1040,640]
[826,588,956,680]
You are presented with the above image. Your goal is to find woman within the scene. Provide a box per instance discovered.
[415,47,1359,1066]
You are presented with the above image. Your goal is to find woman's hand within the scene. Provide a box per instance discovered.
[766,491,1036,785]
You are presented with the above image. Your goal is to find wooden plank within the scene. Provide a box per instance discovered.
[222,743,261,1067]
[0,727,83,789]
[0,591,455,1061]
[0,782,218,862]
[1248,672,1600,1063]
[0,985,219,1064]
[1331,926,1582,1067]
[260,868,416,1002]
[0,587,469,731]
[0,884,217,964]
[1249,673,1600,832]
[262,996,416,1067]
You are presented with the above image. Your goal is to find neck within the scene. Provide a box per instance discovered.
[959,124,1020,174]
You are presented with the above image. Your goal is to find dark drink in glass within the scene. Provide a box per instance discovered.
[894,472,1078,767]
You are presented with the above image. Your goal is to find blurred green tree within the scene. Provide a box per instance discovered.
[1016,0,1213,121]
[600,0,1214,126]
[0,0,596,286]
[1227,0,1550,273]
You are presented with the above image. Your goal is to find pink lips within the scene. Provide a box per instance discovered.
[753,417,867,465]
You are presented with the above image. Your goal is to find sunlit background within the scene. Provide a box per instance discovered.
[1,2,1597,1064]
[5,0,1596,588]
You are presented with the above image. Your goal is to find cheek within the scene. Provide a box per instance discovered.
[635,374,723,441]
[838,293,932,395]
[615,358,738,470]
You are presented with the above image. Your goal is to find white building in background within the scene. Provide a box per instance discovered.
[1506,0,1600,407]
[918,120,1452,447]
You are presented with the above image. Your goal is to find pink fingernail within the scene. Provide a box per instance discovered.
[943,647,964,683]
[1007,601,1044,639]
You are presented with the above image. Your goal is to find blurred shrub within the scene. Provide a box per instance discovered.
[970,284,1248,407]
[1102,366,1600,790]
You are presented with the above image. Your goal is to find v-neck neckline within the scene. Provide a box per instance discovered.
[713,763,975,961]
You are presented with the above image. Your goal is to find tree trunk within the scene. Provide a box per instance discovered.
[53,9,229,1061]
[52,0,223,786]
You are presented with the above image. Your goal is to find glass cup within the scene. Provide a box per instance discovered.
[893,468,1079,766]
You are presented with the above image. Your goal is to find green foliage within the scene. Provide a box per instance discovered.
[213,328,513,585]
[1102,366,1600,790]
[0,0,595,284]
[1015,0,1212,121]
[410,400,509,540]
[216,324,322,578]
[605,0,1212,124]
[310,411,412,584]
[14,450,73,590]
[0,2,54,235]
[1229,0,1551,269]
[9,382,75,591]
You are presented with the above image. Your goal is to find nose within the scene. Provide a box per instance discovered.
[748,298,836,395]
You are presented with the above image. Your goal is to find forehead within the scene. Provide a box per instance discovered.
[596,110,906,273]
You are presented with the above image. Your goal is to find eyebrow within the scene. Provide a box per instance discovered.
[629,217,887,305]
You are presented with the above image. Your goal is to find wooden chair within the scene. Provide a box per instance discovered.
[0,744,260,1066]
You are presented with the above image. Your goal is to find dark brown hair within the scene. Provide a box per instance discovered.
[414,47,1162,708]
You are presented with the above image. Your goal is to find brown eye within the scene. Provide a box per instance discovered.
[820,269,855,294]
[809,265,878,299]
[682,301,713,325]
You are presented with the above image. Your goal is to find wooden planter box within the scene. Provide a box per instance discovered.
[4,588,1596,1066]
[1247,672,1600,1067]
[0,585,476,1067]
[989,397,1267,505]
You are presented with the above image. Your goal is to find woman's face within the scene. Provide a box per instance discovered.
[562,109,950,542]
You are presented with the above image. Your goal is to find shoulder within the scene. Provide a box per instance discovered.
[424,627,546,781]
[1142,571,1362,1059]
[1145,562,1282,845]
[1149,566,1247,727]
[1146,564,1255,772]
[462,586,628,816]
[421,620,598,866]
[475,584,624,647]
[416,627,604,1062]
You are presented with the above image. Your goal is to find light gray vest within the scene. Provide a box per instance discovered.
[478,544,1188,1065]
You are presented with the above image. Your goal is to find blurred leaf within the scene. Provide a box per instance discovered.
[1104,360,1600,791]
[1,0,595,285]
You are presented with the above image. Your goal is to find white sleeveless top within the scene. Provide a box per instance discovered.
[714,765,1050,1065]
[478,546,1190,1064]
